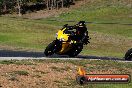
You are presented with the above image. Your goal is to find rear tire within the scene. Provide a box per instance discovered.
[68,44,83,57]
[125,48,132,61]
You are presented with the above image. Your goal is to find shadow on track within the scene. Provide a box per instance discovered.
[0,50,124,61]
[77,55,124,61]
[0,50,44,57]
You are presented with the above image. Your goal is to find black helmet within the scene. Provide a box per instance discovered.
[78,21,86,26]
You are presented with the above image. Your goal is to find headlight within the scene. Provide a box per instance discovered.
[59,38,65,41]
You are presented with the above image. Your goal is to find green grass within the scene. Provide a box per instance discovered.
[32,59,132,72]
[0,16,131,57]
[0,60,34,65]
[13,70,29,76]
[49,0,132,23]
[0,17,58,50]
[0,0,132,57]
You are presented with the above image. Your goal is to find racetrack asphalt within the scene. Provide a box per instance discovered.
[0,50,131,62]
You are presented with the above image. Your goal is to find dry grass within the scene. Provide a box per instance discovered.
[0,61,76,88]
[0,59,132,88]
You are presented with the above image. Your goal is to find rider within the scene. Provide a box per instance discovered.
[72,21,90,44]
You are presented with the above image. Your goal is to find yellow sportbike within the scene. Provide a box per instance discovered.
[44,25,90,57]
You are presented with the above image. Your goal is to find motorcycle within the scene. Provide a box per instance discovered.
[125,48,132,61]
[44,24,90,57]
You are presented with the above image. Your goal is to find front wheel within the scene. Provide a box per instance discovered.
[125,48,132,61]
[44,41,56,56]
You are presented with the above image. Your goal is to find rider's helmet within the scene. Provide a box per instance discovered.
[77,21,86,27]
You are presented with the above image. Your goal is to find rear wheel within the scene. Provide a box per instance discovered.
[125,48,132,61]
[68,44,83,57]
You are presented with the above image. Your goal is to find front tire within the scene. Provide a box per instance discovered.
[125,48,132,61]
[44,41,56,56]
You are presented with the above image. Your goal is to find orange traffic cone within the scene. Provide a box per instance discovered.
[78,67,86,76]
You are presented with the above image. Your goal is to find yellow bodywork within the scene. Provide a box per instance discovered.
[56,28,72,54]
[57,28,70,41]
[59,42,72,54]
